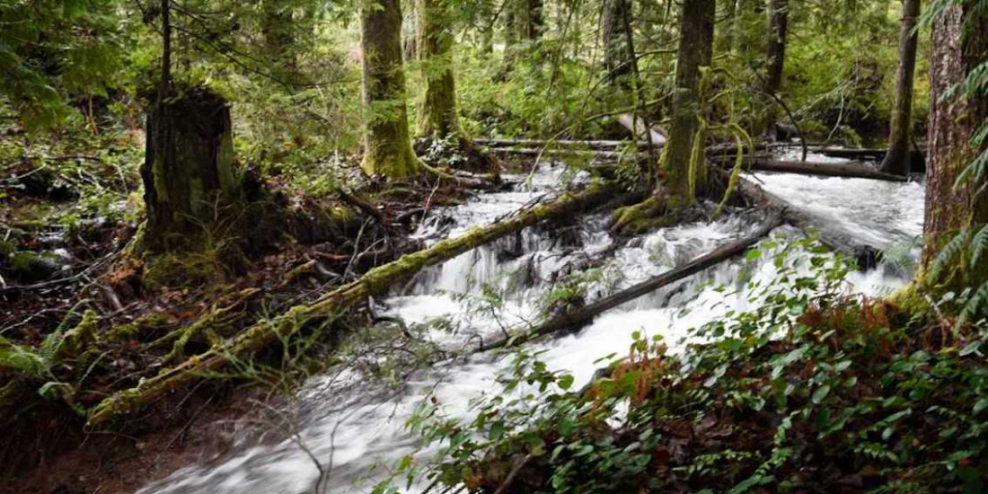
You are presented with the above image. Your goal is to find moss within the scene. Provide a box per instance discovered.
[54,309,99,363]
[141,249,228,289]
[0,240,14,257]
[104,312,172,343]
[10,251,38,273]
[610,193,684,236]
[162,311,222,365]
[87,387,142,425]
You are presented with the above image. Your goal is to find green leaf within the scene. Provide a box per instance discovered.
[812,385,831,405]
[557,374,574,390]
[959,341,982,357]
[974,398,988,415]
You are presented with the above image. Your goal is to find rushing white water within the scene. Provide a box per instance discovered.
[137,156,924,494]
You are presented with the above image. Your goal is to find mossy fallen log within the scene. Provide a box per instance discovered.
[482,211,784,350]
[87,182,621,426]
[714,157,909,182]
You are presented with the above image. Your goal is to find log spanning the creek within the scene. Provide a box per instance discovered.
[482,212,784,351]
[87,182,621,426]
[715,157,909,183]
[475,138,652,150]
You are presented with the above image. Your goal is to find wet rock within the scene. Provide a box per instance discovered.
[6,250,65,282]
[10,166,77,201]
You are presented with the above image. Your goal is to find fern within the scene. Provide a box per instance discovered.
[970,225,988,269]
[956,281,988,329]
[926,229,970,285]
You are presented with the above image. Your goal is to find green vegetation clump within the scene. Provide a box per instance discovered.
[395,240,988,494]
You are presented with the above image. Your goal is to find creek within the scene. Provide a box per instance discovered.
[136,153,925,494]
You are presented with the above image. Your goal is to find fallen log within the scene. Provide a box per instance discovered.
[714,157,909,182]
[616,114,668,146]
[475,138,651,150]
[732,176,882,268]
[490,147,626,160]
[87,182,622,426]
[802,146,886,160]
[482,212,784,351]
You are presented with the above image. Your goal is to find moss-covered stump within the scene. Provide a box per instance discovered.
[140,86,242,253]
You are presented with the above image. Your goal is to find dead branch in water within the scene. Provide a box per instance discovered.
[482,212,784,351]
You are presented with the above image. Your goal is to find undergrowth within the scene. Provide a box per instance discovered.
[381,239,987,494]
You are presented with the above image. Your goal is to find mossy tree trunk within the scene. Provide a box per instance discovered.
[360,0,422,179]
[879,0,921,176]
[923,3,988,273]
[140,88,241,253]
[764,0,788,98]
[416,0,463,141]
[661,0,715,200]
[602,0,632,85]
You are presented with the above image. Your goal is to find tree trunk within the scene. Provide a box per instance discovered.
[417,0,463,140]
[602,0,632,84]
[518,0,544,41]
[88,183,621,425]
[261,0,297,80]
[140,88,241,253]
[764,0,789,98]
[879,0,921,176]
[661,0,715,199]
[923,3,988,271]
[360,0,422,179]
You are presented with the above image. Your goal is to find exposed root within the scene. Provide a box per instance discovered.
[609,189,685,236]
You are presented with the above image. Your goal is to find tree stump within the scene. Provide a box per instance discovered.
[140,88,241,253]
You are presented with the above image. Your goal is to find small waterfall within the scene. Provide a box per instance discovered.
[136,160,924,494]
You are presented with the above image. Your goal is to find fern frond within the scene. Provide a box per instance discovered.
[956,281,988,330]
[927,229,970,285]
[970,225,988,269]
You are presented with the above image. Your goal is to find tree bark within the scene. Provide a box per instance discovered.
[360,0,422,179]
[602,0,632,84]
[140,88,241,253]
[764,0,789,98]
[923,2,988,270]
[417,0,463,140]
[87,183,621,425]
[661,0,715,198]
[879,0,921,176]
